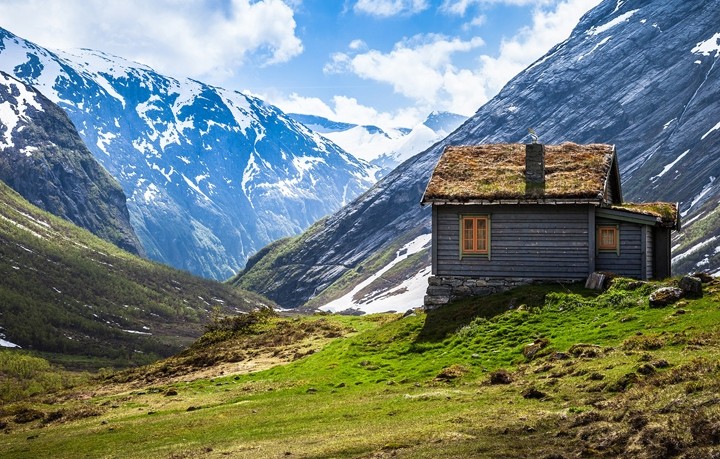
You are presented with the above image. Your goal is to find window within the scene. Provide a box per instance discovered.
[461,216,489,256]
[597,225,619,252]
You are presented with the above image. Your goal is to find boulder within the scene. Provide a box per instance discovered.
[648,287,684,307]
[521,386,547,399]
[488,369,513,385]
[424,295,450,309]
[678,276,703,296]
[692,272,714,283]
[522,338,550,360]
[585,272,607,290]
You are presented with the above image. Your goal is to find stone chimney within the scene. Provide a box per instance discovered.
[525,143,545,187]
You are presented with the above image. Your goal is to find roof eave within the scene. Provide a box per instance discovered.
[422,198,604,206]
[600,205,680,229]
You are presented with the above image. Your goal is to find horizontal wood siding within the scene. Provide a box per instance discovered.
[595,217,643,278]
[435,204,590,279]
[646,227,653,280]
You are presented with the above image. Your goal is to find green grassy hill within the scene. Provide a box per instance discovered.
[2,276,719,457]
[0,180,273,368]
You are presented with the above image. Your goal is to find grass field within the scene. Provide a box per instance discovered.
[2,277,720,458]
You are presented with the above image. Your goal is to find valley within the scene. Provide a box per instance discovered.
[0,180,272,369]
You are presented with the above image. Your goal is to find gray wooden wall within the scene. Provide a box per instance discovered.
[433,204,591,279]
[595,218,647,279]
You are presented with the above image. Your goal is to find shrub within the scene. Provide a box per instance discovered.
[488,369,513,385]
[544,292,591,312]
[204,306,276,334]
[435,364,469,381]
[622,334,665,351]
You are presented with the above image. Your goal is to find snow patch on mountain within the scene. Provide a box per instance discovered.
[587,9,638,36]
[685,177,716,215]
[96,130,117,156]
[673,235,719,264]
[652,149,689,180]
[0,337,20,348]
[319,233,431,314]
[578,36,612,61]
[0,72,42,148]
[702,120,720,140]
[692,32,720,56]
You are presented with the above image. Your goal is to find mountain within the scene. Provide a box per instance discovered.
[233,0,720,310]
[422,111,468,133]
[0,28,375,279]
[286,114,362,134]
[0,178,273,367]
[371,111,467,175]
[0,71,143,255]
[288,111,467,175]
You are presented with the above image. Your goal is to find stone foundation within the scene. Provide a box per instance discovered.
[424,276,559,309]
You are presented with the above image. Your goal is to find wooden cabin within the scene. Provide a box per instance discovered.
[420,143,680,308]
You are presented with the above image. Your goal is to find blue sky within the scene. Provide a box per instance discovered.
[0,0,601,128]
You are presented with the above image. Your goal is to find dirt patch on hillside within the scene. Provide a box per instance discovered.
[102,317,353,389]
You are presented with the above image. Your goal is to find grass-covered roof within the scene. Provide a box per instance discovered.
[613,202,681,228]
[422,143,617,203]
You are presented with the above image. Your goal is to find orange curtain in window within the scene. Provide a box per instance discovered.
[462,216,488,254]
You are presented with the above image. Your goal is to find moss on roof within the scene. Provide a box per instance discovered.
[613,202,680,228]
[422,143,616,202]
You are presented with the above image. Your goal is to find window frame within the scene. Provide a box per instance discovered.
[597,224,620,254]
[459,214,491,259]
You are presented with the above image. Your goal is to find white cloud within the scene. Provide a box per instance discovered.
[440,0,554,16]
[325,34,485,112]
[354,0,430,17]
[326,0,600,116]
[477,0,602,94]
[464,15,488,30]
[0,0,303,83]
[268,92,422,129]
[349,39,368,51]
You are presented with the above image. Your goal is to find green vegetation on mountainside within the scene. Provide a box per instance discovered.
[228,218,324,292]
[673,199,720,274]
[0,181,273,368]
[2,276,720,457]
[0,72,144,255]
[303,226,430,311]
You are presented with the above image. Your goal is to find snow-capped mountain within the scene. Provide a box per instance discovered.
[0,70,143,255]
[0,27,375,279]
[234,0,720,310]
[288,111,467,175]
[372,111,467,174]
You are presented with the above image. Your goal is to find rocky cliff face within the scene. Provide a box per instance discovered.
[0,29,375,279]
[233,0,720,308]
[0,71,143,255]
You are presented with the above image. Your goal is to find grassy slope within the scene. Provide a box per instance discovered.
[0,181,273,368]
[2,277,720,458]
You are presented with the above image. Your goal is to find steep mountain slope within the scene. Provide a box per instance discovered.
[0,179,272,367]
[233,0,720,309]
[0,28,375,279]
[0,71,143,255]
